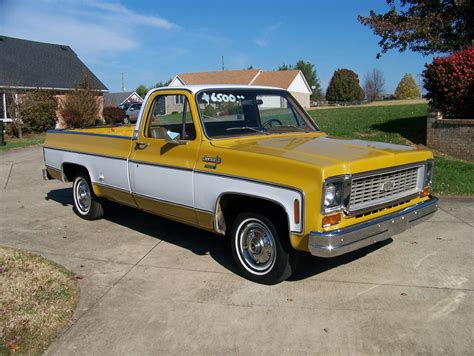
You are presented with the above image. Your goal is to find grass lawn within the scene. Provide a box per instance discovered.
[0,134,46,151]
[0,246,79,354]
[308,104,474,196]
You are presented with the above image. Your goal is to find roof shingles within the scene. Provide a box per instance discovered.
[0,35,107,91]
[176,69,304,90]
[178,70,261,85]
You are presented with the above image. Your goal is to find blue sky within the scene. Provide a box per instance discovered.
[1,0,435,93]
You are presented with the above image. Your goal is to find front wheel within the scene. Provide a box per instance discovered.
[72,173,104,220]
[231,212,294,284]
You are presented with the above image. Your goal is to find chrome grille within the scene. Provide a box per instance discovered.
[349,165,423,213]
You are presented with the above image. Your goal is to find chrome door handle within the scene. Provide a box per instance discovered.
[135,142,149,150]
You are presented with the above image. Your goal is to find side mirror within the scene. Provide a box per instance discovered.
[165,130,187,145]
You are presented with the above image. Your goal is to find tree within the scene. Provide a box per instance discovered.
[4,88,24,138]
[60,72,101,128]
[395,73,421,99]
[358,0,474,58]
[364,69,385,101]
[326,69,365,102]
[423,47,474,118]
[135,85,149,98]
[153,78,172,88]
[277,63,292,71]
[278,60,323,100]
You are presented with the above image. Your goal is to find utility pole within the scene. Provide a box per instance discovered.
[121,72,125,92]
[221,56,224,71]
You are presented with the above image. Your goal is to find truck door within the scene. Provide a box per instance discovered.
[128,90,200,223]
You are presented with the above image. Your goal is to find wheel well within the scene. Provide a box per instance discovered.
[217,194,290,236]
[62,163,88,182]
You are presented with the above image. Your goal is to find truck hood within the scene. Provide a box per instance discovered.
[211,133,431,175]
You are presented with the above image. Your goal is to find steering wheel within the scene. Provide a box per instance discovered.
[262,118,283,129]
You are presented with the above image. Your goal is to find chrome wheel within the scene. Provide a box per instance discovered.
[236,218,276,274]
[74,177,91,214]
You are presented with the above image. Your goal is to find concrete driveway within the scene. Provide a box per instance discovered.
[1,146,473,355]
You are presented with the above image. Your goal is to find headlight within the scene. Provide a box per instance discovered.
[324,183,337,207]
[322,176,351,213]
[424,160,434,186]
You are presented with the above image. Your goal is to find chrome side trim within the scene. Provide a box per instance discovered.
[308,196,438,258]
[213,191,298,236]
[47,129,132,140]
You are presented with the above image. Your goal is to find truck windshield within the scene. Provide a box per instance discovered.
[196,89,318,138]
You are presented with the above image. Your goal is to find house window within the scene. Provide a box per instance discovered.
[174,95,184,105]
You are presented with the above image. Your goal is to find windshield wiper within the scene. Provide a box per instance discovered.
[226,127,270,135]
[266,125,310,132]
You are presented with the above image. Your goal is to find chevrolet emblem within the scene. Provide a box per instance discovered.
[380,180,395,192]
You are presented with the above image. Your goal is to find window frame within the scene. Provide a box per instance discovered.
[144,93,196,141]
[195,88,319,140]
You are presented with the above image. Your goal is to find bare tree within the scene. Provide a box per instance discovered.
[364,69,385,101]
[4,88,24,139]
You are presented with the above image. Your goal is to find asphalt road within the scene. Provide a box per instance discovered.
[1,146,473,355]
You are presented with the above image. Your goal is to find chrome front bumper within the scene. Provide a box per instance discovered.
[308,196,438,258]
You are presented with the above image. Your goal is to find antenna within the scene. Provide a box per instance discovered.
[221,55,224,71]
[121,72,125,92]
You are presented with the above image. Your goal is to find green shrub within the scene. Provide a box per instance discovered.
[20,90,58,133]
[326,69,365,102]
[423,47,474,119]
[103,106,126,124]
[203,105,217,117]
[395,74,420,99]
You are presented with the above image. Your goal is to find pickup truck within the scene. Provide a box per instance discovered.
[43,85,438,284]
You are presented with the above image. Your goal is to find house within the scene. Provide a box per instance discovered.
[169,69,312,108]
[104,91,143,108]
[0,35,108,126]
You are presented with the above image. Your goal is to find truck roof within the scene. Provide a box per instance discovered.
[147,84,285,95]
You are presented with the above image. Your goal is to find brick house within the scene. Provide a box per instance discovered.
[169,69,312,108]
[0,35,108,127]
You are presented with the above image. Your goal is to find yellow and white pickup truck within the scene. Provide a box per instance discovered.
[43,85,438,284]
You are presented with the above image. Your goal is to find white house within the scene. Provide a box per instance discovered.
[169,69,312,108]
[103,91,143,107]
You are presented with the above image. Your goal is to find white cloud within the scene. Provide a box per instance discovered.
[82,0,179,29]
[0,0,179,59]
[254,22,282,48]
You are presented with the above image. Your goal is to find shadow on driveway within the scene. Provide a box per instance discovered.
[46,188,390,282]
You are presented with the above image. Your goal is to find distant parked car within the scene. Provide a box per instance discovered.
[123,103,142,123]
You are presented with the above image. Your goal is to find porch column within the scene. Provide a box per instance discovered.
[2,92,6,119]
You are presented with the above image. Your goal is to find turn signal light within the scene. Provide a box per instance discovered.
[294,199,300,224]
[421,186,430,197]
[322,213,341,227]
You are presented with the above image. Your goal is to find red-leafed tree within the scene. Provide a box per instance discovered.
[423,47,474,119]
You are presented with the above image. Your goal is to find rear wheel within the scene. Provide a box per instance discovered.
[72,173,104,220]
[231,212,294,284]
